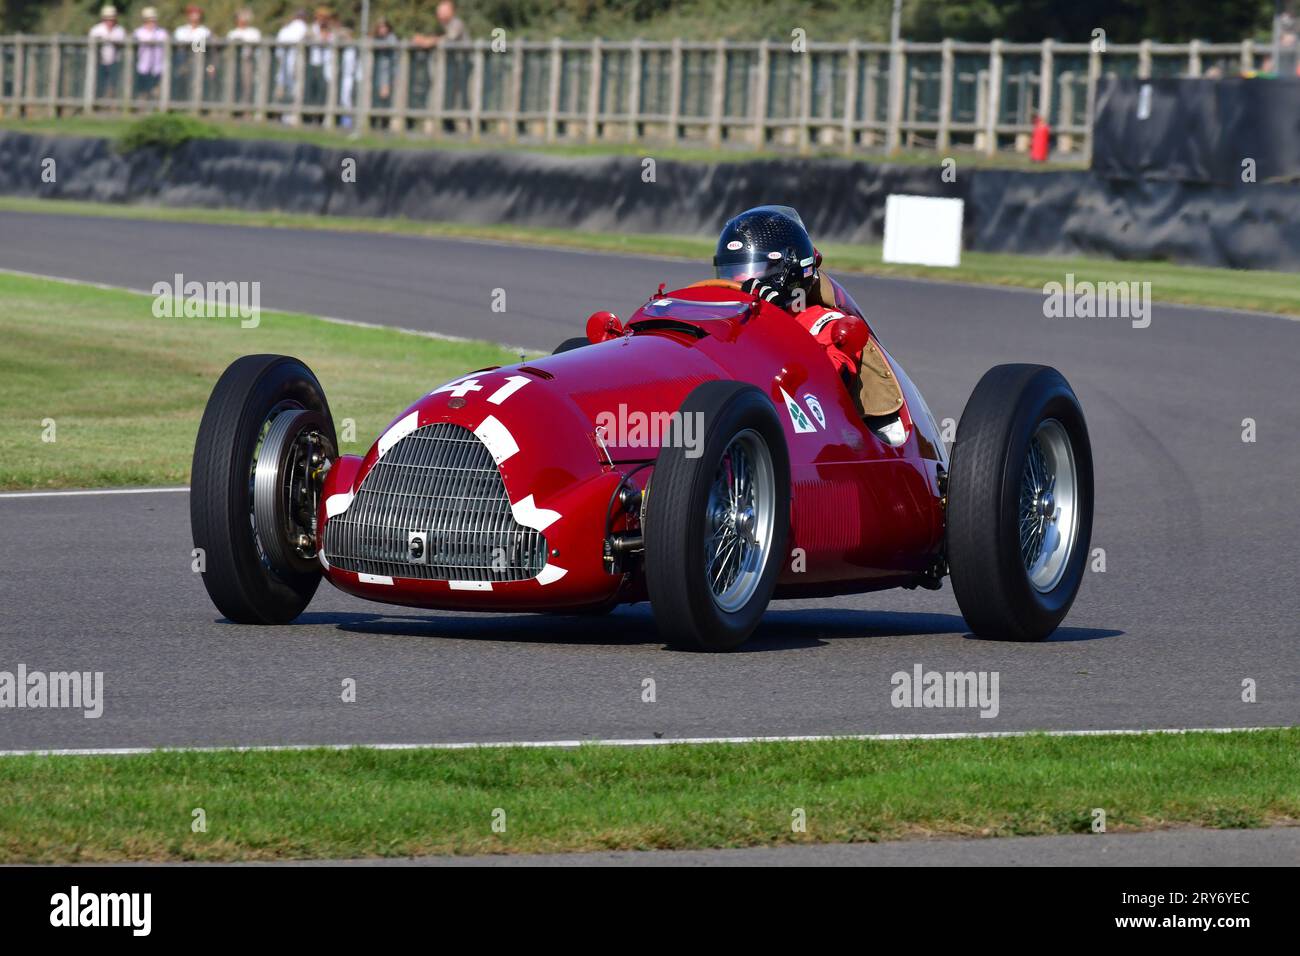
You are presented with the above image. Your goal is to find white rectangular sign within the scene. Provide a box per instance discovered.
[882,194,964,268]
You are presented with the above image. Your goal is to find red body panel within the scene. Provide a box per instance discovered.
[317,279,947,610]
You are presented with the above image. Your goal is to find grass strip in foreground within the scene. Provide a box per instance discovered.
[3,196,1298,319]
[0,730,1295,862]
[0,271,517,490]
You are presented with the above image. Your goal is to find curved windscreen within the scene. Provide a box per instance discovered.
[632,297,750,323]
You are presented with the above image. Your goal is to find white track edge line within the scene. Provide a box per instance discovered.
[0,486,189,499]
[0,726,1281,758]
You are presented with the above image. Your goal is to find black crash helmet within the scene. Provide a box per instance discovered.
[713,205,818,288]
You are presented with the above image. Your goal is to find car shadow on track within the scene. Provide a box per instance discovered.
[965,626,1124,643]
[286,607,1118,651]
[311,607,965,651]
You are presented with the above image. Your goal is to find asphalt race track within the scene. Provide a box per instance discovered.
[0,210,1297,752]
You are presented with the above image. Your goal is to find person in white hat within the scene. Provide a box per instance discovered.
[172,5,213,99]
[133,7,168,100]
[226,8,263,104]
[88,6,126,99]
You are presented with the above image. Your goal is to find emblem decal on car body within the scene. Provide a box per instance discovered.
[803,393,826,429]
[778,387,817,433]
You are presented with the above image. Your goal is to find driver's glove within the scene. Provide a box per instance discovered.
[741,277,791,308]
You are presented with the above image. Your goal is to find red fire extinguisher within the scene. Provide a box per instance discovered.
[1030,113,1051,162]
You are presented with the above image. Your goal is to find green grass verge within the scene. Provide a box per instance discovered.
[1,731,1295,862]
[4,195,1298,318]
[0,114,1089,169]
[0,271,517,490]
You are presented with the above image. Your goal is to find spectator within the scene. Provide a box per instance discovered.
[172,5,212,101]
[88,5,126,100]
[226,8,263,104]
[333,14,360,128]
[274,9,309,108]
[412,1,470,132]
[173,4,211,49]
[1280,30,1300,78]
[412,1,468,48]
[371,18,398,112]
[133,7,167,100]
[305,6,335,113]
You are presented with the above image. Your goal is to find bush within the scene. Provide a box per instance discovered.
[117,113,220,155]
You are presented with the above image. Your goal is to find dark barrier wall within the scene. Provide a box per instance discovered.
[1093,77,1300,185]
[2,131,1299,271]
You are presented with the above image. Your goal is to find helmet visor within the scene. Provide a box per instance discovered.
[714,252,784,284]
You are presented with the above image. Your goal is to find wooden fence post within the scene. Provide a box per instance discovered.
[13,35,26,116]
[1058,71,1075,151]
[751,39,769,148]
[253,40,269,121]
[588,38,604,141]
[545,37,561,141]
[1038,38,1053,120]
[885,38,905,153]
[392,42,410,133]
[842,39,859,153]
[984,39,1002,156]
[159,36,172,111]
[323,42,339,127]
[83,38,97,113]
[470,40,485,140]
[191,43,204,112]
[48,37,62,115]
[667,37,682,144]
[1083,42,1101,164]
[291,40,305,124]
[357,40,373,130]
[708,38,725,147]
[627,38,642,142]
[796,46,813,152]
[936,38,954,152]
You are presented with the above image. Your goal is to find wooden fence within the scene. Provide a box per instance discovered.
[0,35,1263,157]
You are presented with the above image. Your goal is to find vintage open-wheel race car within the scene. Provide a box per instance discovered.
[190,271,1093,651]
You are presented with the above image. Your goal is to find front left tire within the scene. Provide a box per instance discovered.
[644,381,791,651]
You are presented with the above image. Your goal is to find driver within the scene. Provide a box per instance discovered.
[714,205,865,373]
[713,205,905,426]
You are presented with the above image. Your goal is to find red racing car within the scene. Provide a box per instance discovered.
[191,274,1093,651]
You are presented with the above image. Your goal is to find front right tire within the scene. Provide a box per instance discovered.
[190,354,336,624]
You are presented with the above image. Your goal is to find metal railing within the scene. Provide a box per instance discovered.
[0,35,1263,156]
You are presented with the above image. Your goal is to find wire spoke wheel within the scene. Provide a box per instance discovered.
[704,429,776,614]
[1018,418,1079,593]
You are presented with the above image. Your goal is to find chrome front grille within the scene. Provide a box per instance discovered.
[324,422,547,583]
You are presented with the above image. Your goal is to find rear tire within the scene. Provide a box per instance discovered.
[553,337,590,354]
[644,381,790,651]
[947,364,1093,641]
[190,355,337,624]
